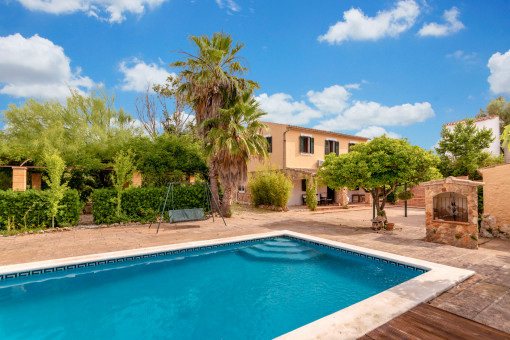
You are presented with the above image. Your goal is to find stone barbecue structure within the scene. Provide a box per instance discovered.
[423,177,483,249]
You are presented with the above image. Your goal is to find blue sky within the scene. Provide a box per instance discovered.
[1,0,510,149]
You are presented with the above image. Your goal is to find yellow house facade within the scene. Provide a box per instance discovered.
[241,122,370,206]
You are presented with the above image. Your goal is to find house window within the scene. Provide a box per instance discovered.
[301,179,307,191]
[300,136,314,154]
[238,185,246,193]
[325,139,339,155]
[266,136,272,153]
[348,142,356,152]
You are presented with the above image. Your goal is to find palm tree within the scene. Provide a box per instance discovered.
[203,91,269,217]
[170,33,259,207]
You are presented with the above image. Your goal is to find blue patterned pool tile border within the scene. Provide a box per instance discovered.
[285,236,428,273]
[0,235,426,281]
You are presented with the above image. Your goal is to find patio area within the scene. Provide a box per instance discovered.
[2,206,510,335]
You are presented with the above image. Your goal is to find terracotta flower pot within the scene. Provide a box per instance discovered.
[385,223,395,230]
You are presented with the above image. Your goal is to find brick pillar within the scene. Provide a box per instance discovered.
[365,192,373,204]
[12,167,27,191]
[31,172,42,190]
[132,172,142,188]
[335,187,348,206]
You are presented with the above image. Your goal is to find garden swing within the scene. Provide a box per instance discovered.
[149,182,226,234]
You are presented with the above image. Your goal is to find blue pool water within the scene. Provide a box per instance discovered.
[0,237,423,339]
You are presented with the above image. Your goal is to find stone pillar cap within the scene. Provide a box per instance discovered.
[421,176,484,187]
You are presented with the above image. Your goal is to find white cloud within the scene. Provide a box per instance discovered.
[318,0,420,44]
[16,0,167,23]
[256,93,322,125]
[306,85,352,114]
[315,101,434,131]
[446,50,476,62]
[257,84,434,132]
[488,49,510,96]
[0,33,94,99]
[356,126,401,139]
[418,7,465,37]
[119,59,173,92]
[215,0,240,12]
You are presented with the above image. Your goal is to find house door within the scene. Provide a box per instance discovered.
[327,187,335,200]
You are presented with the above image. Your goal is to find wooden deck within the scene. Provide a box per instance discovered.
[359,303,510,340]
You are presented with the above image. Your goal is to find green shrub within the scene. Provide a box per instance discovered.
[305,177,318,211]
[91,185,210,225]
[397,190,414,201]
[0,189,82,230]
[248,170,293,208]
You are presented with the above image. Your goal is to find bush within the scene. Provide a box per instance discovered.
[91,185,210,225]
[397,190,414,201]
[249,170,293,208]
[0,189,83,230]
[305,177,318,211]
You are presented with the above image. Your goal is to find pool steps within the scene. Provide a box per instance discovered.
[238,239,320,261]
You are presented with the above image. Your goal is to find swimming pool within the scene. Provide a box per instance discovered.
[0,231,474,339]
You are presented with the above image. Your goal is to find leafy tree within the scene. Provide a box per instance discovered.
[0,88,140,168]
[202,91,268,217]
[436,119,499,179]
[168,32,259,210]
[305,176,318,211]
[128,134,208,186]
[318,136,439,220]
[111,150,136,218]
[476,96,510,133]
[43,152,68,228]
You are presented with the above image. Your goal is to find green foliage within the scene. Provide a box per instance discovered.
[0,88,141,169]
[128,134,208,186]
[319,136,439,216]
[0,190,82,230]
[91,185,210,225]
[43,152,68,228]
[111,150,136,217]
[436,118,499,179]
[397,190,414,201]
[305,177,318,211]
[476,96,510,133]
[502,124,510,152]
[248,170,293,208]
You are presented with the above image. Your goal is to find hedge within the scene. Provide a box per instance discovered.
[91,185,211,225]
[0,189,83,230]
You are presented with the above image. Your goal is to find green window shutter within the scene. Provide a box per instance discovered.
[267,137,272,153]
[335,141,339,155]
[300,136,304,152]
[311,138,314,154]
[325,141,330,155]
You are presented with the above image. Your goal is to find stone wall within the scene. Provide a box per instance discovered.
[12,167,27,191]
[423,177,481,250]
[478,163,510,229]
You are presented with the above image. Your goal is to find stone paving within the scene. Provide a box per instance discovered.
[1,205,510,334]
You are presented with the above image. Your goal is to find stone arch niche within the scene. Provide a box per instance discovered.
[433,192,468,222]
[423,177,483,249]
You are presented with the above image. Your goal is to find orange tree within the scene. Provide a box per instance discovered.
[318,136,440,221]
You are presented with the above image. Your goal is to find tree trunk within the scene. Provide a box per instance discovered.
[52,216,55,229]
[209,158,220,213]
[371,188,387,222]
[220,184,233,218]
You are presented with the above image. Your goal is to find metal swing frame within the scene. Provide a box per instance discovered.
[149,182,226,234]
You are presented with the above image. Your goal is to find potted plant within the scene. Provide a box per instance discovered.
[385,222,395,230]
